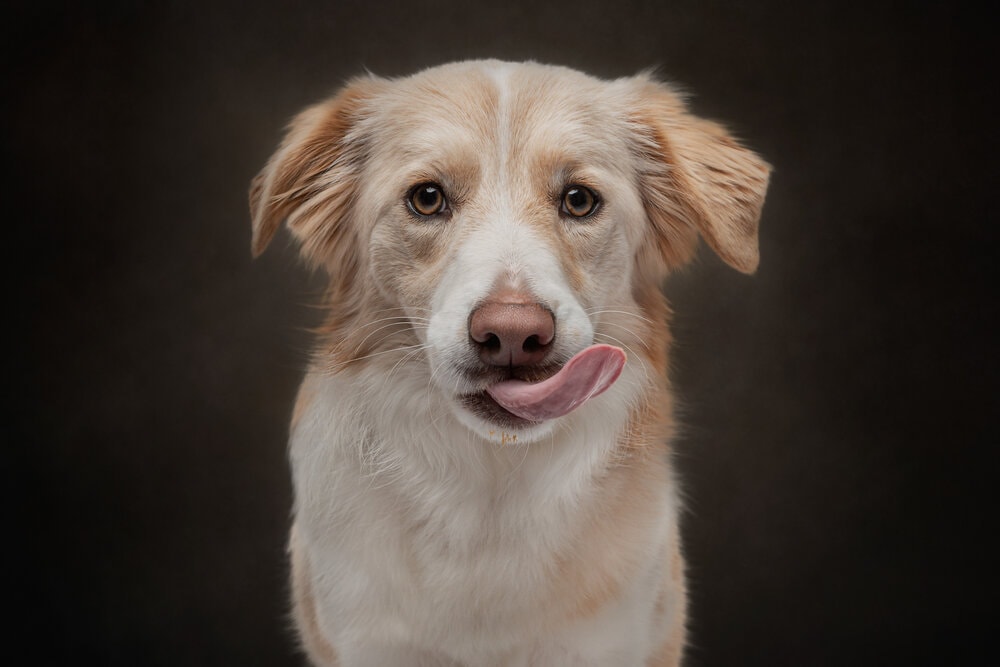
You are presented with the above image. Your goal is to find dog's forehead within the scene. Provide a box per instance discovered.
[364,62,633,169]
[373,65,500,144]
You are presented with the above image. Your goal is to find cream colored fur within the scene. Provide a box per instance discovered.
[250,60,769,666]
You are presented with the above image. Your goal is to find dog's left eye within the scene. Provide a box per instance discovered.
[407,183,448,217]
[561,185,599,218]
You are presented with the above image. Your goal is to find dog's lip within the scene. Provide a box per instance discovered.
[461,391,541,427]
[457,363,564,427]
[459,362,564,391]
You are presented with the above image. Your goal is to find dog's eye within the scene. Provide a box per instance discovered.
[408,183,448,217]
[561,185,599,218]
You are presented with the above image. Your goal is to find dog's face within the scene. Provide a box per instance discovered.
[251,61,769,443]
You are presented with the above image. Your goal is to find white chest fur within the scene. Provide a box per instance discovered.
[288,365,680,666]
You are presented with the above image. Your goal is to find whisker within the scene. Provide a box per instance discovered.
[427,355,450,391]
[348,320,421,356]
[365,306,433,316]
[584,308,655,325]
[343,316,429,342]
[593,331,646,360]
[355,315,431,328]
[386,344,431,380]
[325,343,428,373]
[593,332,652,383]
[595,321,651,350]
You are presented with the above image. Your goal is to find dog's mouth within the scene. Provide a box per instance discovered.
[460,344,626,426]
[461,391,539,429]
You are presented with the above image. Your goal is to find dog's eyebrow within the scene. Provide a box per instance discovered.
[527,155,607,192]
[401,157,481,202]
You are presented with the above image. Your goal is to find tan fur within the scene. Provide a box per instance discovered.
[631,82,770,274]
[556,403,675,621]
[644,521,689,667]
[289,526,340,666]
[251,60,768,667]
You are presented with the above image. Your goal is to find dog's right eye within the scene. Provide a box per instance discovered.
[560,185,599,219]
[407,183,448,217]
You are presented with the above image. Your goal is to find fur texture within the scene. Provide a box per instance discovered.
[250,60,769,666]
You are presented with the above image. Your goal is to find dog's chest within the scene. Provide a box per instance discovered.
[308,467,583,651]
[408,482,570,595]
[291,371,657,655]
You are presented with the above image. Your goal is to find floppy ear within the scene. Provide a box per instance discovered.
[249,77,384,267]
[631,78,771,274]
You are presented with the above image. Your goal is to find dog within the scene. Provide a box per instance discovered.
[250,59,769,666]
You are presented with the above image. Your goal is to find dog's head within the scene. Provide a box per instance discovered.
[250,61,769,443]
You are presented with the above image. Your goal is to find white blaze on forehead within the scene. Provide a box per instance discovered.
[487,62,513,183]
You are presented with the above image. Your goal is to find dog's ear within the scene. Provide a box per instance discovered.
[631,78,770,274]
[249,77,385,266]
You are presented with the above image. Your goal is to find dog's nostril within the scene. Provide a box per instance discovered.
[483,333,501,351]
[523,335,543,353]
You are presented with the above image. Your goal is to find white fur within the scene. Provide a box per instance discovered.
[252,59,769,667]
[291,359,670,666]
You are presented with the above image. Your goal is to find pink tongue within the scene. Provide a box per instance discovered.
[485,344,626,422]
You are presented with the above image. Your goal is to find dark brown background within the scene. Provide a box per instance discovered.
[7,1,996,665]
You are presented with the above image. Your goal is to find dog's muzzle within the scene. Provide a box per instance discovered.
[464,291,625,422]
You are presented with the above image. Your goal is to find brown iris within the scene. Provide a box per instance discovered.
[561,185,599,218]
[408,183,447,217]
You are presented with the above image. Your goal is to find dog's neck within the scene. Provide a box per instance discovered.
[289,357,653,512]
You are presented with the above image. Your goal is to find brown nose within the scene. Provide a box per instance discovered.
[469,298,555,367]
